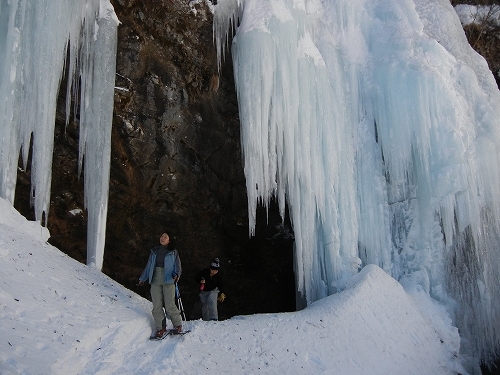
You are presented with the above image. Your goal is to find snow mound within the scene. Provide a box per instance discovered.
[0,198,49,243]
[0,199,151,375]
[0,198,464,374]
[160,264,461,375]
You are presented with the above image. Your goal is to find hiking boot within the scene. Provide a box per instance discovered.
[154,329,167,339]
[173,325,182,334]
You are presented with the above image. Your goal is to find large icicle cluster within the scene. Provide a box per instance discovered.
[215,0,500,368]
[0,0,118,269]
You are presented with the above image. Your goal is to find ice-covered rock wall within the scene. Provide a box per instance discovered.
[215,0,500,368]
[0,0,118,269]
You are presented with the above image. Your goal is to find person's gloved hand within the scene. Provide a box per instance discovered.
[218,293,226,303]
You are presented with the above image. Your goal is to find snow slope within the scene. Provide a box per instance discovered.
[0,198,465,374]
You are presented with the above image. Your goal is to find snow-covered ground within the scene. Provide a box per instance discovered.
[0,197,466,374]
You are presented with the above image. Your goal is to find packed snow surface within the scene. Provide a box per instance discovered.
[0,198,464,374]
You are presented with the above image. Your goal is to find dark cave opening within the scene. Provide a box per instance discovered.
[218,200,296,320]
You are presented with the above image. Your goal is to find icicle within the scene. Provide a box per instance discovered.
[213,0,244,71]
[80,1,118,269]
[0,0,118,270]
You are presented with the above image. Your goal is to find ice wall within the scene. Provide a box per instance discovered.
[215,0,500,368]
[0,0,118,269]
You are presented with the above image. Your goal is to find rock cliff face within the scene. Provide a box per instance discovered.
[14,0,296,320]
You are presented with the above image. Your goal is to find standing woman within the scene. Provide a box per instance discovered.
[195,257,225,321]
[139,232,183,338]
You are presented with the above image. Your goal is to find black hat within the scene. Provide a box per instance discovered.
[210,257,220,270]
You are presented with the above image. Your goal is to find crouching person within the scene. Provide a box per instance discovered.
[195,257,225,321]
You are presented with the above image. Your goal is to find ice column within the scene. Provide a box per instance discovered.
[0,0,118,270]
[216,0,361,305]
[215,0,500,366]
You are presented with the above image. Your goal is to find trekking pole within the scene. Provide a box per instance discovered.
[175,282,186,321]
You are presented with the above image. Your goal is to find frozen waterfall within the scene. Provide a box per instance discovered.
[0,0,118,269]
[215,0,500,368]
